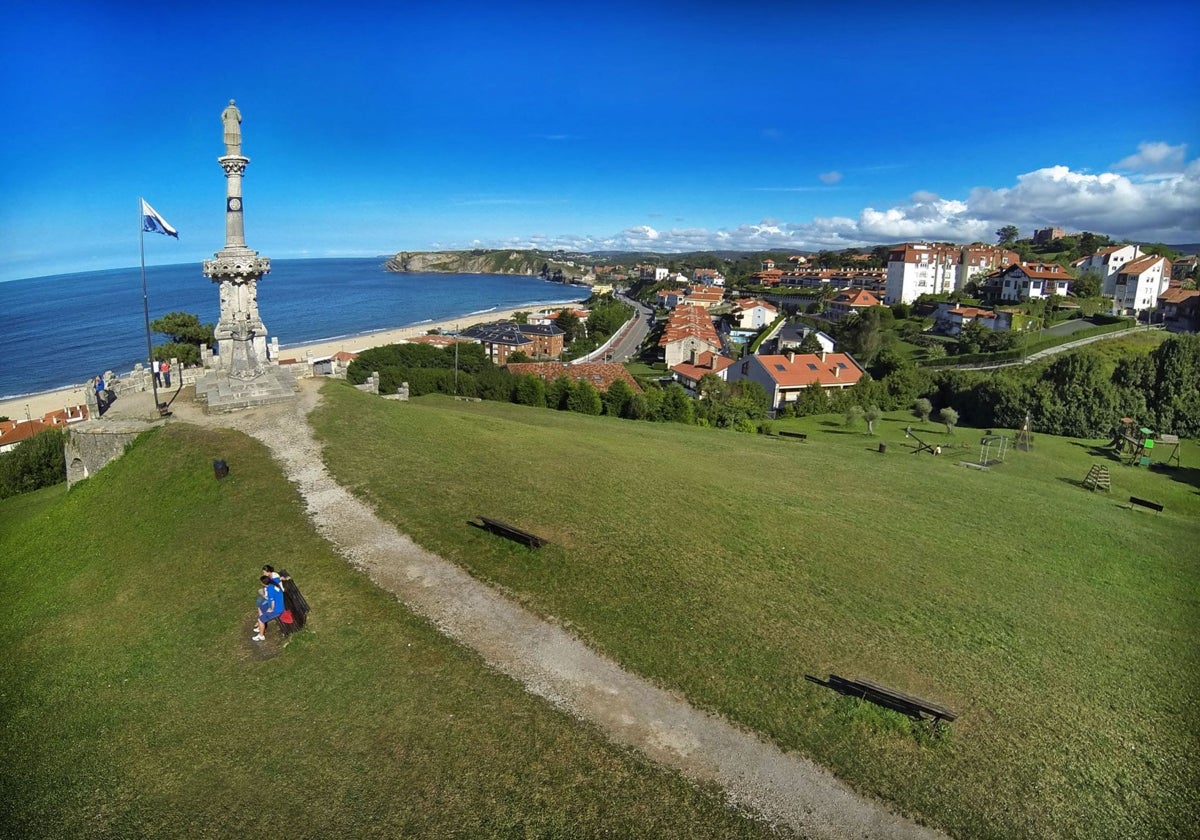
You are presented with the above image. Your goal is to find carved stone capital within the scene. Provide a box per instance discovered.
[218,155,249,176]
[203,255,271,281]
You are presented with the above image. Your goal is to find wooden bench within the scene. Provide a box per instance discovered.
[805,673,957,725]
[778,431,808,441]
[1129,496,1164,514]
[470,516,548,548]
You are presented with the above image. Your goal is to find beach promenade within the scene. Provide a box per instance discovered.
[0,306,532,422]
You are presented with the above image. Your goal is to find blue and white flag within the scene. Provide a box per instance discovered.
[141,198,178,238]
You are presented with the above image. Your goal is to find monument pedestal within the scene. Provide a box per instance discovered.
[195,365,297,412]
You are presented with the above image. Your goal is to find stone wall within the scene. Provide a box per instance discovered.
[65,419,159,488]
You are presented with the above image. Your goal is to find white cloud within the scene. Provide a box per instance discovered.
[1114,141,1187,174]
[479,143,1200,253]
[818,170,843,185]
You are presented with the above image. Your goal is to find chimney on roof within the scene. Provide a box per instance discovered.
[690,348,698,365]
[819,349,827,362]
[710,354,719,369]
[786,351,795,364]
[833,365,840,379]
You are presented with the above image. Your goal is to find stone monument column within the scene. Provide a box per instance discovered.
[194,100,296,413]
[203,99,271,379]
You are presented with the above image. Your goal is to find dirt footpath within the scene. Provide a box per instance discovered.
[176,381,949,840]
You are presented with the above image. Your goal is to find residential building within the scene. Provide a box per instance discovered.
[827,288,882,320]
[460,321,565,364]
[1158,287,1200,332]
[884,243,958,303]
[960,245,1020,288]
[1170,254,1198,282]
[934,305,1013,335]
[693,268,726,287]
[1072,245,1143,296]
[776,325,835,354]
[670,351,736,392]
[528,308,590,326]
[730,298,778,330]
[885,243,1018,303]
[1112,255,1171,314]
[727,351,864,411]
[0,404,89,453]
[778,268,888,291]
[996,263,1072,302]
[659,305,723,367]
[750,267,784,286]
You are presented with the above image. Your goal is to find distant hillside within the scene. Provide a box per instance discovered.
[385,249,581,277]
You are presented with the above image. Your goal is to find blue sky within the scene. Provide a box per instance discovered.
[1,0,1198,282]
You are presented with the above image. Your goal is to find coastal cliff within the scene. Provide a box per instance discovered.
[384,249,579,277]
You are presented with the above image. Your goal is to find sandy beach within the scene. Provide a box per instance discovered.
[0,304,552,422]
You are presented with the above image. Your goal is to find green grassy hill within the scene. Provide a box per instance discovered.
[0,425,772,839]
[5,387,1197,838]
[309,384,1200,840]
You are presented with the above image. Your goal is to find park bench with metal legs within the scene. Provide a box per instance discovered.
[1129,496,1164,514]
[806,673,958,726]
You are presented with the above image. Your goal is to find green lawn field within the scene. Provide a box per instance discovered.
[0,424,774,840]
[310,383,1200,840]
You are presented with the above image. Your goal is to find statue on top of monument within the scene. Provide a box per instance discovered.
[222,99,242,155]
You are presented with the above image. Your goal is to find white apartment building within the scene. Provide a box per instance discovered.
[884,244,1017,304]
[1072,245,1143,296]
[1112,255,1171,314]
[885,244,958,303]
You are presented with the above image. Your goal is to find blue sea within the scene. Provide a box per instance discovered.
[0,258,588,399]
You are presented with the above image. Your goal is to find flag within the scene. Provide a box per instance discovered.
[141,198,178,238]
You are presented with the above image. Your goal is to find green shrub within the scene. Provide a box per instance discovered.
[0,428,66,499]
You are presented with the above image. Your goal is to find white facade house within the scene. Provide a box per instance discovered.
[997,263,1072,301]
[1112,255,1171,314]
[1073,245,1143,296]
[730,298,778,330]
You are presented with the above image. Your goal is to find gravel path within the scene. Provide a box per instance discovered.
[177,381,949,840]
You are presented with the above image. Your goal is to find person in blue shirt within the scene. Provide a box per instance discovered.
[252,574,285,641]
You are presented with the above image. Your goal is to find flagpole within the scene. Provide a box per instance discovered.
[140,197,162,414]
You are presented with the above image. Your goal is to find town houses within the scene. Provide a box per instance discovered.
[884,243,1019,304]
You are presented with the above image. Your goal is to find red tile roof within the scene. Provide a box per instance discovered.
[659,305,722,348]
[505,361,643,393]
[753,353,864,388]
[0,419,50,449]
[1158,287,1200,304]
[1010,262,1070,280]
[1118,255,1168,276]
[833,289,881,307]
[670,352,736,381]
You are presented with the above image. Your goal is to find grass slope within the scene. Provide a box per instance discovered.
[0,425,773,839]
[311,383,1200,840]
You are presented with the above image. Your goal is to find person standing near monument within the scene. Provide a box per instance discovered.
[161,360,171,388]
[93,374,107,415]
[221,99,241,155]
[152,358,161,387]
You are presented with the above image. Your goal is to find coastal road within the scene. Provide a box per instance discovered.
[598,293,654,363]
